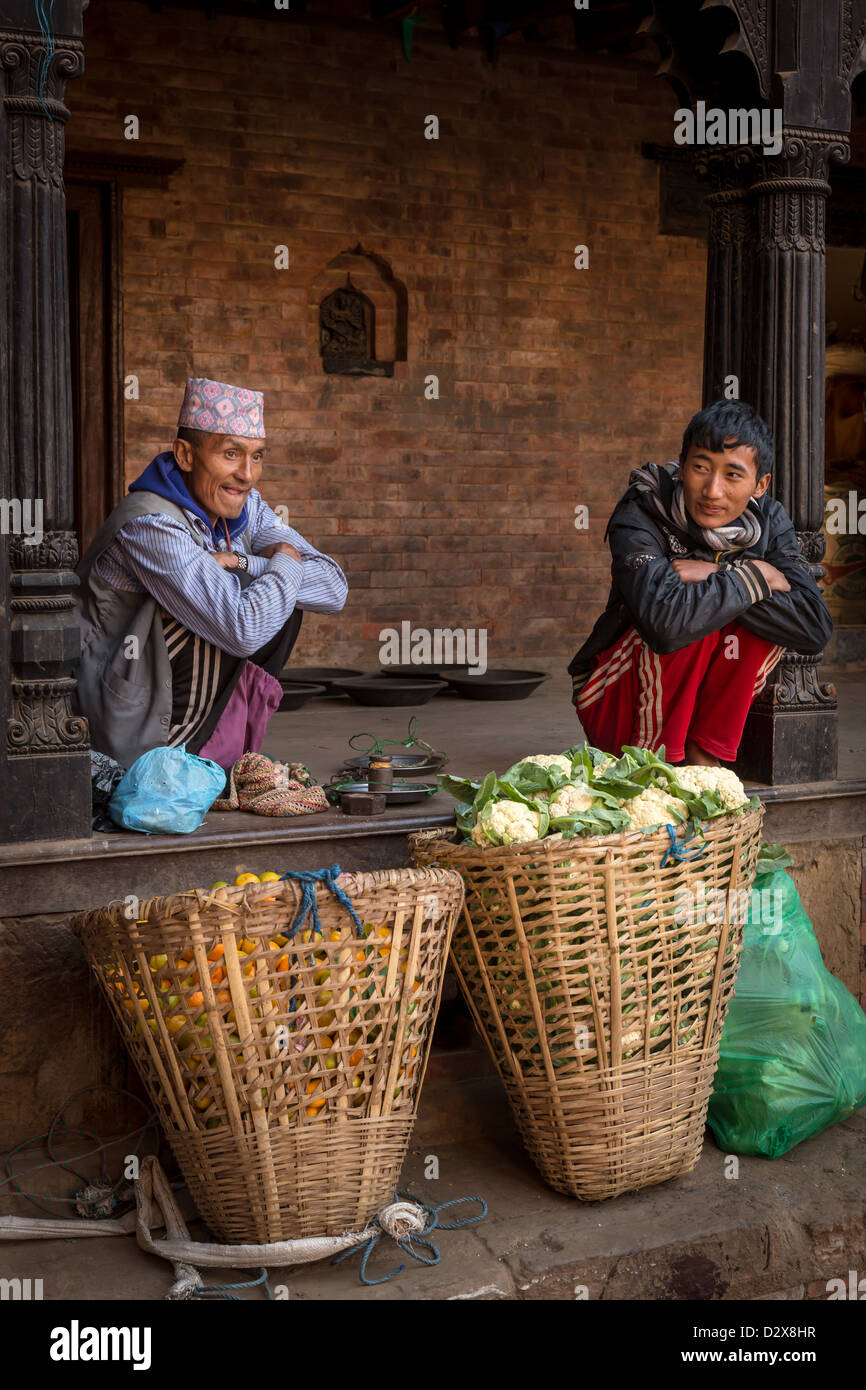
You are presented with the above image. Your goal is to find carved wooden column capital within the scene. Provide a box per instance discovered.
[1,30,84,186]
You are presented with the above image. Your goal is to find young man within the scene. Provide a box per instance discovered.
[74,377,347,771]
[568,399,832,766]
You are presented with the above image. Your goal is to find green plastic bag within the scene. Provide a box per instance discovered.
[707,866,866,1158]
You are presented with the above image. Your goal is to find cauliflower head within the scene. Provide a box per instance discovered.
[549,783,595,817]
[522,753,573,776]
[471,799,542,846]
[675,765,748,812]
[622,786,688,831]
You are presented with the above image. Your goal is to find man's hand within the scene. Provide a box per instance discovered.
[753,559,791,593]
[212,551,238,569]
[672,559,719,583]
[259,540,302,563]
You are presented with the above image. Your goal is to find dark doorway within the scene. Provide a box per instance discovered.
[66,178,123,557]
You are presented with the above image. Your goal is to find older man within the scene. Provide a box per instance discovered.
[74,378,347,770]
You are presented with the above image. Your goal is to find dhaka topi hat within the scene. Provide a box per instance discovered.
[178,378,265,438]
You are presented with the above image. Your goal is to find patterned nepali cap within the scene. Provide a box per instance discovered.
[177,378,265,438]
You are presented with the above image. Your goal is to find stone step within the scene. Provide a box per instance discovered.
[2,1113,863,1300]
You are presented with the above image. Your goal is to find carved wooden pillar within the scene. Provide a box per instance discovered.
[699,151,755,406]
[735,129,849,784]
[0,2,91,842]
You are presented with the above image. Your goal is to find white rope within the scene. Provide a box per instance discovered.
[376,1200,427,1241]
[1,1161,433,1296]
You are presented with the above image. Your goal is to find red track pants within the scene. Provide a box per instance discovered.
[575,621,785,763]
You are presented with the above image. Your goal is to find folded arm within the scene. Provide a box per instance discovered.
[242,494,348,613]
[609,517,774,655]
[733,516,833,655]
[109,515,308,658]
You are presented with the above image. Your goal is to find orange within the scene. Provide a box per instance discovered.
[207,944,225,962]
[234,873,260,886]
[188,990,204,1009]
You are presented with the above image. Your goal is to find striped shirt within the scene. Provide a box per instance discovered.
[96,490,347,658]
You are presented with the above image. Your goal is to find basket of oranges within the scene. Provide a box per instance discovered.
[72,865,464,1243]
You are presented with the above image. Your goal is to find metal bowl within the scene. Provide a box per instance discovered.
[277,681,327,711]
[378,664,469,681]
[442,668,549,700]
[279,666,365,694]
[342,750,447,778]
[329,779,439,804]
[331,677,447,707]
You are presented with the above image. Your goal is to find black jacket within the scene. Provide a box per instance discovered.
[568,480,833,693]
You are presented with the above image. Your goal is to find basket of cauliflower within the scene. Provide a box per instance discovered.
[410,743,764,1201]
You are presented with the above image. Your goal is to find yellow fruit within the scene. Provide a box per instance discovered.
[149,954,167,972]
[312,968,330,987]
[166,1015,187,1033]
[234,873,260,886]
[210,881,228,891]
[238,939,256,955]
[259,872,280,883]
[317,989,333,1007]
[193,1095,213,1112]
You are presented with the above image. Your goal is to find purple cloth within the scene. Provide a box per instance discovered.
[197,660,283,770]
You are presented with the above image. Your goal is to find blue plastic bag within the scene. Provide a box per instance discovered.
[108,745,227,835]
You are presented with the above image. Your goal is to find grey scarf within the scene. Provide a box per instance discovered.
[628,460,763,554]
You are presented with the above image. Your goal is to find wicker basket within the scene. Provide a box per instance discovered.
[73,867,464,1243]
[411,805,763,1200]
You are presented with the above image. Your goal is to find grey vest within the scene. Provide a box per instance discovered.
[72,492,249,768]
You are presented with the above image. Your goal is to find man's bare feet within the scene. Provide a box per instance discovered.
[684,737,720,767]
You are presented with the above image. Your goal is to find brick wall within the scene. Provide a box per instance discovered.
[69,2,706,668]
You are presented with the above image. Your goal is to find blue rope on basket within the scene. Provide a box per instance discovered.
[332,1192,488,1286]
[660,822,707,868]
[279,865,364,940]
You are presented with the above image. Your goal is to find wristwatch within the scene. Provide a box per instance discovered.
[235,552,249,573]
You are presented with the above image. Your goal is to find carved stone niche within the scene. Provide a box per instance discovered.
[310,245,407,378]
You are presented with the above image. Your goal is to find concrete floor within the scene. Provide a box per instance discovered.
[3,1110,864,1301]
[263,669,866,787]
